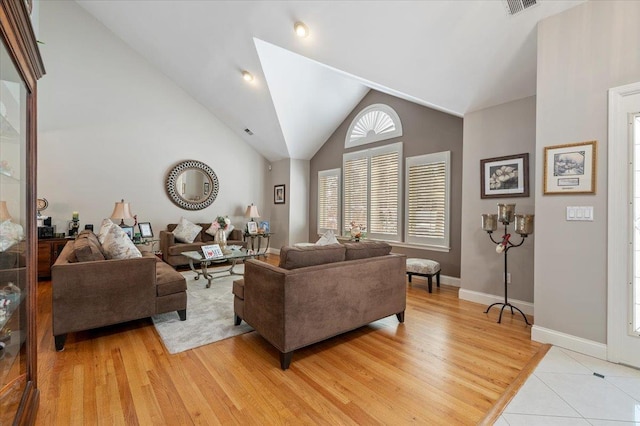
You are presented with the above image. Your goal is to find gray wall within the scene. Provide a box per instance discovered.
[309,90,463,277]
[268,159,290,250]
[461,96,536,302]
[535,0,640,343]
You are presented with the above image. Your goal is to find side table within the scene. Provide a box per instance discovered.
[243,232,273,256]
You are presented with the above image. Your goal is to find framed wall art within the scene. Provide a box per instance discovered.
[274,184,285,204]
[544,141,597,194]
[480,153,529,199]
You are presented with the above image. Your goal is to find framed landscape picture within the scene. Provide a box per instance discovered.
[480,153,529,199]
[544,141,597,194]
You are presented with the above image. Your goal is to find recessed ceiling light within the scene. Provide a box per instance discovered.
[294,21,309,38]
[242,70,254,82]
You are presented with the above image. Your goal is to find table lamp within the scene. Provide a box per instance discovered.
[110,199,134,226]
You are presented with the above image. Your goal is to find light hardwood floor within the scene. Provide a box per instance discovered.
[35,256,540,425]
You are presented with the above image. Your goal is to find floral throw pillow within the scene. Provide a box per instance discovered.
[97,218,141,260]
[0,220,24,252]
[173,217,202,243]
[316,230,339,246]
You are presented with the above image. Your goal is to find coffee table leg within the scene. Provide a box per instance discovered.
[228,258,244,277]
[188,258,201,280]
[202,261,214,288]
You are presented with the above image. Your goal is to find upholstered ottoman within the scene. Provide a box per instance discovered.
[406,258,441,293]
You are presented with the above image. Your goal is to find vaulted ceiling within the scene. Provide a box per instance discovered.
[76,0,585,162]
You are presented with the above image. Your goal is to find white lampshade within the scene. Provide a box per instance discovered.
[245,203,260,219]
[110,199,133,226]
[0,201,11,221]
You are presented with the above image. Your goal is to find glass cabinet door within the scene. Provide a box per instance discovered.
[0,35,30,421]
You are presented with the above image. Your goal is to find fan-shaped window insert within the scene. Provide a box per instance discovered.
[345,104,403,149]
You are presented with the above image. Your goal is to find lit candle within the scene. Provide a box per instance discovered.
[481,214,498,232]
[514,214,534,236]
[72,211,79,221]
[497,203,516,225]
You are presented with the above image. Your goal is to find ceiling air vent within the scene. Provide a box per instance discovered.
[244,128,254,135]
[503,0,538,16]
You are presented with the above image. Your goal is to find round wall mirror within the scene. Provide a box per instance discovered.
[165,160,219,210]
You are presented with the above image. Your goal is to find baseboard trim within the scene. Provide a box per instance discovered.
[531,325,607,360]
[408,274,460,287]
[458,289,534,316]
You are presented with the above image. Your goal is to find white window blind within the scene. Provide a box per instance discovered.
[343,156,368,232]
[370,151,399,235]
[405,151,450,249]
[317,168,340,234]
[343,142,402,241]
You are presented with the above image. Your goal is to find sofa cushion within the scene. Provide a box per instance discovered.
[172,217,203,244]
[344,241,392,261]
[69,234,105,263]
[278,244,345,270]
[232,278,244,299]
[168,242,204,256]
[155,261,187,297]
[97,219,142,260]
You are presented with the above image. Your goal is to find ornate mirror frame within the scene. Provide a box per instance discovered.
[165,160,219,210]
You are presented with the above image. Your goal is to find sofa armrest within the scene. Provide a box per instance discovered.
[51,248,157,336]
[159,230,175,262]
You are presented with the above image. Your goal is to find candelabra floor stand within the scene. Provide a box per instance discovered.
[485,228,531,326]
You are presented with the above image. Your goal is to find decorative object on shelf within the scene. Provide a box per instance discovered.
[259,221,269,234]
[0,160,14,177]
[481,203,534,325]
[165,160,219,210]
[36,197,48,215]
[347,221,366,241]
[68,211,79,237]
[0,201,11,221]
[121,226,134,240]
[110,199,134,226]
[247,221,258,234]
[138,222,153,238]
[274,184,285,204]
[544,140,597,194]
[480,153,529,199]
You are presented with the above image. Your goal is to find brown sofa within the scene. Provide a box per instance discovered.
[51,232,187,351]
[233,242,406,369]
[160,224,246,268]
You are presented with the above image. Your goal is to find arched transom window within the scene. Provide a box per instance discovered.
[345,103,403,149]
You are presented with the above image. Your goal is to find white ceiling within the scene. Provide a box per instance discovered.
[75,0,585,162]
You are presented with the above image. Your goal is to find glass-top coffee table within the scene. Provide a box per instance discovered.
[182,249,257,288]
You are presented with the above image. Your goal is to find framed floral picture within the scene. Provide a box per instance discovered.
[544,141,597,194]
[480,153,529,199]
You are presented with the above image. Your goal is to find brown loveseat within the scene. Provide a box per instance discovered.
[51,232,187,350]
[233,242,406,369]
[160,224,246,268]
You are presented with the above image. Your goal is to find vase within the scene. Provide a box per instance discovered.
[214,228,227,250]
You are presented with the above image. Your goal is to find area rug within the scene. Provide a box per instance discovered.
[151,264,253,354]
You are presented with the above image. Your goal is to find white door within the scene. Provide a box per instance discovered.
[608,82,640,368]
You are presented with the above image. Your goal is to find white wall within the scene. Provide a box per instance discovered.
[534,0,640,347]
[37,0,268,235]
[460,96,536,305]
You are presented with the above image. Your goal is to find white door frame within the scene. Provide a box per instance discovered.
[608,81,640,366]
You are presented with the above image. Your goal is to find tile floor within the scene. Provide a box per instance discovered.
[495,346,640,425]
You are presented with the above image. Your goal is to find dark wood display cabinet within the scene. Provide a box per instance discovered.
[0,0,45,424]
[37,238,69,279]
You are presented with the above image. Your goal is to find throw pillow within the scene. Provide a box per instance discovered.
[224,224,235,239]
[98,218,142,260]
[173,217,202,243]
[0,220,24,252]
[316,230,338,246]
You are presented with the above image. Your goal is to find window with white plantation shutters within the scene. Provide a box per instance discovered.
[343,156,368,233]
[343,142,402,241]
[405,151,450,249]
[318,169,340,234]
[370,151,399,235]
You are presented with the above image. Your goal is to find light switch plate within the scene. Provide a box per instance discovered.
[566,206,594,221]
